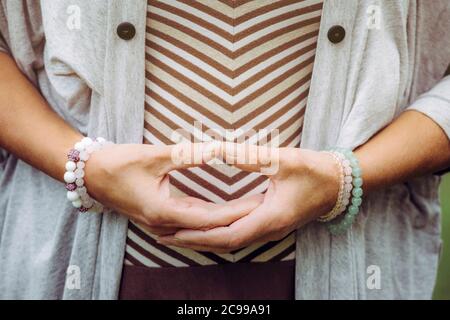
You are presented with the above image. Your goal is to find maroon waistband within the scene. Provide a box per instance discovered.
[119,260,295,300]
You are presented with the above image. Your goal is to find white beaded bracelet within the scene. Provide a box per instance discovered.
[64,137,113,213]
[317,151,353,222]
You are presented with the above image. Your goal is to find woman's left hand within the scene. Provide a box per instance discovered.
[158,143,341,253]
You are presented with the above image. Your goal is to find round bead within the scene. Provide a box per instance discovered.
[86,144,95,154]
[342,198,350,207]
[81,137,93,146]
[342,159,350,168]
[64,171,76,183]
[352,167,362,177]
[75,178,84,187]
[77,186,87,196]
[65,161,77,172]
[79,151,89,161]
[353,177,363,188]
[352,197,363,207]
[344,175,353,184]
[350,158,359,167]
[80,193,90,202]
[72,199,83,208]
[67,191,80,201]
[67,149,80,162]
[65,183,77,191]
[76,161,85,170]
[344,166,352,175]
[74,142,85,152]
[352,187,363,198]
[348,205,359,215]
[74,168,85,179]
[344,213,355,223]
[83,198,94,209]
[344,183,353,192]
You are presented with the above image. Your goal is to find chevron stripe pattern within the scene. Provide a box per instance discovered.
[125,0,323,267]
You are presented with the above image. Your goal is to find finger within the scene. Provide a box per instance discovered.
[143,226,180,236]
[159,205,269,250]
[162,193,264,229]
[153,142,222,174]
[221,142,280,176]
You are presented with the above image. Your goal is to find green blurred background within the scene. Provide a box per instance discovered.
[434,174,450,299]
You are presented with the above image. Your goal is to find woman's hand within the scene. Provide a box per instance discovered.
[84,143,263,236]
[158,144,340,252]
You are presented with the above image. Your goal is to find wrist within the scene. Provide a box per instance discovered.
[64,136,113,213]
[298,150,341,217]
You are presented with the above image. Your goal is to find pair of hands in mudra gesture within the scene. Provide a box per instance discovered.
[84,142,340,253]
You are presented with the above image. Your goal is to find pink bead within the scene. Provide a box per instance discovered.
[67,149,80,162]
[65,183,77,191]
[78,207,89,213]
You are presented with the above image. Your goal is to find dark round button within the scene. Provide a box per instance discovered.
[327,25,346,44]
[117,22,136,40]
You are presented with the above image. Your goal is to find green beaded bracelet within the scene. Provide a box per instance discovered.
[327,148,363,235]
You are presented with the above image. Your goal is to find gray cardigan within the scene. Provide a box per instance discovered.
[1,0,449,299]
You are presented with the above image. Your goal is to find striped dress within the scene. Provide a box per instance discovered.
[125,0,323,268]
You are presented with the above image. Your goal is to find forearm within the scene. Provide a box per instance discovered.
[355,110,450,194]
[0,52,82,182]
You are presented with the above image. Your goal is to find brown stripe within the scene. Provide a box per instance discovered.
[147,37,317,95]
[145,89,219,140]
[148,12,233,58]
[145,102,188,141]
[146,73,230,129]
[231,55,316,112]
[146,38,317,108]
[147,38,234,94]
[124,252,145,267]
[235,91,308,142]
[280,118,304,147]
[148,12,320,59]
[169,175,210,202]
[177,0,235,26]
[129,222,203,266]
[218,0,254,9]
[147,27,235,78]
[177,168,251,201]
[234,16,322,58]
[271,242,296,261]
[143,113,174,145]
[228,175,268,199]
[235,0,320,25]
[234,2,323,41]
[234,71,312,127]
[200,164,252,185]
[147,53,234,112]
[240,233,295,262]
[148,25,318,78]
[234,42,317,93]
[149,1,234,42]
[234,30,319,76]
[127,236,173,267]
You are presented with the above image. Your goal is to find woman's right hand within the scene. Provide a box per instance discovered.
[83,143,263,236]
